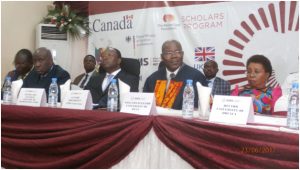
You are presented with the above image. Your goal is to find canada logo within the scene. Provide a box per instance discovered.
[222,1,299,89]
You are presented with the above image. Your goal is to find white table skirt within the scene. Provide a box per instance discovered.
[112,128,193,169]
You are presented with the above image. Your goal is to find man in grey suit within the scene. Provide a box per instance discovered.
[203,60,231,96]
[72,55,98,89]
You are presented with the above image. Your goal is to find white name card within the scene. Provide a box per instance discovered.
[209,95,254,125]
[16,88,47,107]
[61,90,93,110]
[120,92,157,115]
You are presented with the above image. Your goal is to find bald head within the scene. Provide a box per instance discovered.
[33,47,54,75]
[100,47,122,73]
[204,60,218,68]
[34,47,52,59]
[161,40,182,53]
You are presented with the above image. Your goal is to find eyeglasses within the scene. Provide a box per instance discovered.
[245,71,263,77]
[162,51,183,57]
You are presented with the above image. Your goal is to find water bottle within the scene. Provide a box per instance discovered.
[48,78,58,107]
[182,79,194,119]
[107,79,118,112]
[287,82,299,129]
[2,77,12,105]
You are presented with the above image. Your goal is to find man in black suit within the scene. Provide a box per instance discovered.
[22,47,70,102]
[72,54,98,89]
[85,47,139,108]
[143,40,207,110]
[203,60,231,96]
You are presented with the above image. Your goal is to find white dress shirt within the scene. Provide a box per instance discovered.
[78,70,96,88]
[102,68,121,91]
[207,77,216,88]
[166,67,180,90]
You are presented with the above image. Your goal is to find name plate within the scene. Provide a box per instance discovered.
[16,88,47,107]
[61,90,93,110]
[120,92,157,115]
[209,95,254,125]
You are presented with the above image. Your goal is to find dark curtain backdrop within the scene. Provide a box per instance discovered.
[2,105,299,168]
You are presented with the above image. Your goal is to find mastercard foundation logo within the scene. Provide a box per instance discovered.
[163,14,175,22]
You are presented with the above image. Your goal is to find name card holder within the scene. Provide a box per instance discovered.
[61,90,93,110]
[120,92,157,115]
[209,95,254,125]
[16,88,47,107]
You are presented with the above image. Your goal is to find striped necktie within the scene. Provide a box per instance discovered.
[79,74,88,88]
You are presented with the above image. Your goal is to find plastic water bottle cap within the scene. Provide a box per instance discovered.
[5,77,11,81]
[186,79,193,84]
[292,82,299,89]
[52,78,57,83]
[111,79,117,83]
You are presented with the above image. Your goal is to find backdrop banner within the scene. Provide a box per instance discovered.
[88,1,299,91]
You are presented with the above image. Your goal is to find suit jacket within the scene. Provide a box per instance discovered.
[22,65,70,102]
[6,70,20,82]
[211,77,231,96]
[143,63,207,110]
[85,70,139,108]
[72,70,98,86]
[4,67,34,83]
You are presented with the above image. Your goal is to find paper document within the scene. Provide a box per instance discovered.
[196,82,212,120]
[60,79,71,102]
[274,95,288,112]
[71,84,82,90]
[11,79,23,104]
[118,79,130,108]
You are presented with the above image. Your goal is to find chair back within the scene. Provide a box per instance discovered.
[121,58,140,77]
[158,61,165,70]
[99,58,140,77]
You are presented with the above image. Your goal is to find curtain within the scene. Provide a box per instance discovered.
[153,116,299,168]
[2,105,152,168]
[2,105,298,168]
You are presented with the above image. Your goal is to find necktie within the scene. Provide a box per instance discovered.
[166,73,175,91]
[105,74,114,90]
[170,73,175,80]
[79,74,88,88]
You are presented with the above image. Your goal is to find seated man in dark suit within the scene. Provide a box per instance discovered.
[203,60,231,96]
[22,47,70,102]
[143,40,207,110]
[85,47,139,108]
[72,54,98,89]
[2,49,34,100]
